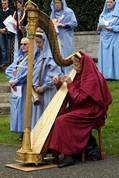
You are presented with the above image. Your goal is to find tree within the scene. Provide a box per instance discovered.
[2,0,105,31]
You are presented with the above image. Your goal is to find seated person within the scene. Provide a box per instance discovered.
[48,52,112,168]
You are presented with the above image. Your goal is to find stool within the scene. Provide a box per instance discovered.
[81,127,105,161]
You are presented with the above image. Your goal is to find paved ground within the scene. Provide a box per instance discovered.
[0,143,119,178]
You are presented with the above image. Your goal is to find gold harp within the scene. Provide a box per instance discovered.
[16,0,82,164]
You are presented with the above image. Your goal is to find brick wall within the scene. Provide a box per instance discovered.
[73,31,100,59]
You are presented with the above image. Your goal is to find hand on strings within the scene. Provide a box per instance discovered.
[53,76,62,88]
[63,75,72,84]
[52,76,62,85]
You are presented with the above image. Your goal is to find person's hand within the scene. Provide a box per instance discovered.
[35,86,44,94]
[9,80,16,91]
[105,27,112,31]
[53,76,61,84]
[58,23,65,28]
[52,19,58,25]
[63,75,72,84]
[97,26,102,31]
[0,28,7,34]
[13,23,17,30]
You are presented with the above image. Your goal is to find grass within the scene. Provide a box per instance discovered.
[0,75,119,156]
[0,71,8,83]
[102,81,119,156]
[0,114,20,145]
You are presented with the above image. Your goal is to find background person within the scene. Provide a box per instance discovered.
[97,0,119,80]
[30,29,62,129]
[0,0,13,67]
[12,0,27,62]
[50,0,77,74]
[5,37,29,139]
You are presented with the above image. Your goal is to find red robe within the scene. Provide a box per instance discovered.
[49,53,112,155]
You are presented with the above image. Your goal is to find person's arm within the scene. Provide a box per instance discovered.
[41,58,62,91]
[110,24,119,32]
[67,82,88,105]
[5,62,18,80]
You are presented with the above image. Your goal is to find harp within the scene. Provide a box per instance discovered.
[16,0,82,164]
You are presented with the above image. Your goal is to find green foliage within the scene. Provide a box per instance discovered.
[3,0,105,31]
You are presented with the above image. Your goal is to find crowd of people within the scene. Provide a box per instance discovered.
[0,0,115,168]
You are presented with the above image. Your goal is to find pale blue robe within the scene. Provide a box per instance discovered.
[50,0,77,74]
[5,51,28,132]
[31,38,62,130]
[98,0,119,80]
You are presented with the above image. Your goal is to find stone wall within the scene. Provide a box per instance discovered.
[73,31,100,59]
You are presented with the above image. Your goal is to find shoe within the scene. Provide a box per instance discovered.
[18,133,23,141]
[58,156,75,168]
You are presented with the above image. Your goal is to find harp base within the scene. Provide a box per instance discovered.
[5,163,57,172]
[16,149,43,164]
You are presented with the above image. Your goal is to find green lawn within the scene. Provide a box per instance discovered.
[0,77,119,156]
[102,81,119,156]
[0,71,8,83]
[0,114,20,145]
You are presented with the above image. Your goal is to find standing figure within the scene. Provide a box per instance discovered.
[50,0,77,74]
[31,29,62,130]
[5,37,29,136]
[0,0,13,66]
[97,0,119,80]
[48,53,112,168]
[12,0,27,62]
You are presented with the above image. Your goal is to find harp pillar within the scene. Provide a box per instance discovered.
[16,0,42,164]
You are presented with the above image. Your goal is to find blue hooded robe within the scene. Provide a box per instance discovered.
[50,0,77,74]
[5,50,28,132]
[97,0,119,79]
[31,35,62,130]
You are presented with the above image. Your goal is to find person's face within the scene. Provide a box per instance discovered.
[72,58,82,74]
[106,0,115,10]
[2,1,9,10]
[35,36,44,49]
[17,2,22,10]
[55,1,62,11]
[20,39,28,53]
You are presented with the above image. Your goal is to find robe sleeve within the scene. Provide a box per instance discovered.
[64,10,77,30]
[15,66,27,84]
[111,17,119,32]
[42,58,62,91]
[111,24,119,32]
[67,83,88,105]
[5,62,18,81]
[5,61,27,85]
